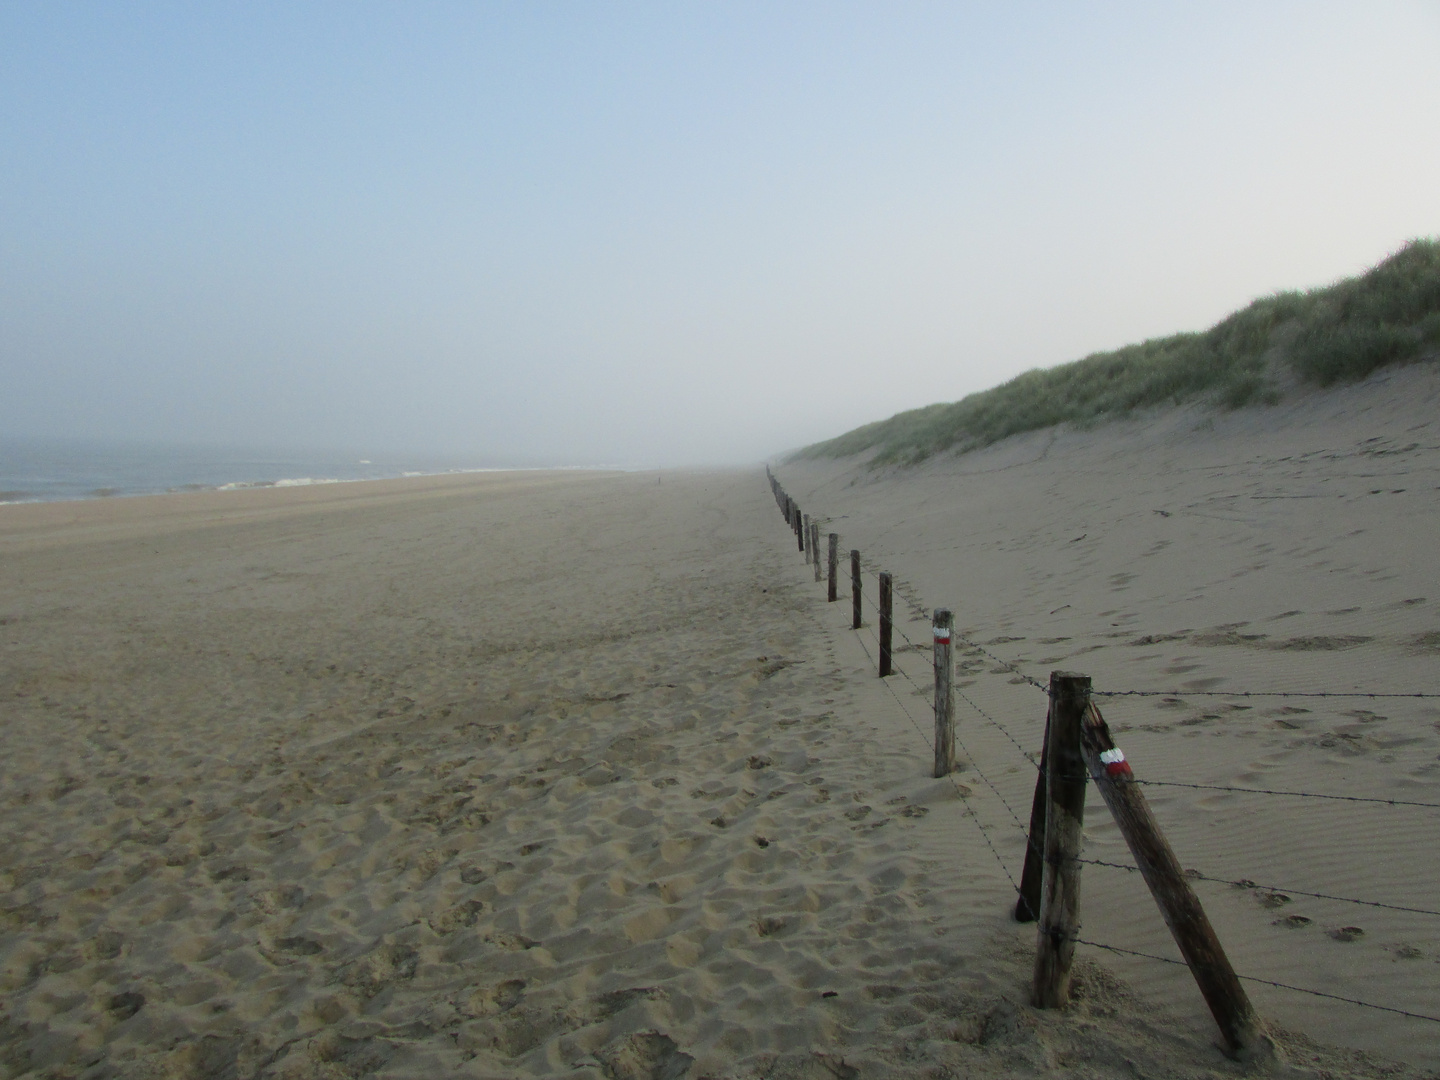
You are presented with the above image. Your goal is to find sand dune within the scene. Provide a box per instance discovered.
[775,360,1440,1071]
[1,395,1436,1079]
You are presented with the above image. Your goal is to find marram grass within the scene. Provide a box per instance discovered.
[798,238,1440,467]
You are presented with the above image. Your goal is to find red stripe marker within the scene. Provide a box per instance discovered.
[1100,747,1132,778]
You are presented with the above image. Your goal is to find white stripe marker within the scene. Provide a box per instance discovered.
[1099,747,1132,778]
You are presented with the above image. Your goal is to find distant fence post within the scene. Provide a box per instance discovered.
[827,534,838,602]
[850,551,862,630]
[878,573,893,677]
[1032,671,1089,1009]
[1080,701,1274,1061]
[811,523,822,582]
[1014,710,1051,923]
[803,514,812,563]
[932,609,954,777]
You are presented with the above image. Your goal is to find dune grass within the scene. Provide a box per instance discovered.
[798,238,1440,466]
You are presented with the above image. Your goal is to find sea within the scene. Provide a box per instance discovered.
[0,436,594,505]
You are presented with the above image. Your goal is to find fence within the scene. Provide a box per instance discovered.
[765,466,1440,1061]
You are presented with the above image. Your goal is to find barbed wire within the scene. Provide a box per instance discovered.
[852,629,940,759]
[954,683,1042,771]
[786,508,1440,802]
[1084,777,1440,810]
[771,485,1440,1025]
[776,501,1436,705]
[953,631,1050,694]
[1075,857,1440,917]
[843,560,1440,806]
[1096,689,1440,699]
[953,763,1025,898]
[851,556,1043,695]
[1073,937,1440,1025]
[850,619,1029,897]
[870,630,1046,866]
[853,569,1053,710]
[951,727,1031,840]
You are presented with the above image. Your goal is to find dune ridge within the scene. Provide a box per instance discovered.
[798,238,1440,467]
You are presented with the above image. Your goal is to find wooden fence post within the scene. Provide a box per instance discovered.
[932,609,954,777]
[803,514,812,563]
[878,573,893,677]
[794,506,803,552]
[1032,671,1089,1009]
[1080,702,1274,1061]
[850,551,861,630]
[827,534,838,602]
[1014,710,1051,923]
[811,523,822,582]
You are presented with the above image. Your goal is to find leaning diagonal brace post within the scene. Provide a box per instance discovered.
[1080,701,1274,1062]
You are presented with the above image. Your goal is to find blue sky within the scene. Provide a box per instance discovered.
[2,3,1438,465]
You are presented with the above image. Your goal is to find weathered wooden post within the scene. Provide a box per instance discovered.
[803,514,812,563]
[1032,671,1089,1009]
[811,523,822,582]
[1080,702,1274,1060]
[794,505,803,552]
[850,551,861,630]
[878,573,893,677]
[1014,711,1051,923]
[827,533,838,602]
[932,609,954,777]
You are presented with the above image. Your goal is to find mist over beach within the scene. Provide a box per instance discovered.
[2,5,1439,1078]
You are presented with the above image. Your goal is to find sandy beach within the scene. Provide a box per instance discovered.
[2,378,1438,1079]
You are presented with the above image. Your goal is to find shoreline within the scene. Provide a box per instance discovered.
[0,460,642,510]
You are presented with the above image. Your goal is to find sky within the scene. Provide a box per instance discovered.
[2,3,1438,467]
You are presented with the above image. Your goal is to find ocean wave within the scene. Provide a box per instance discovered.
[217,477,343,491]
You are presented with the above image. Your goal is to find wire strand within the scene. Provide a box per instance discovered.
[1074,938,1440,1025]
[772,485,1440,1026]
[1093,777,1440,810]
[1075,857,1440,917]
[1096,689,1440,700]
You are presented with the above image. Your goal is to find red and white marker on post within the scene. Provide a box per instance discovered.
[1099,747,1132,778]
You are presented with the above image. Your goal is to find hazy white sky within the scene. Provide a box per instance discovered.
[2,3,1438,466]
